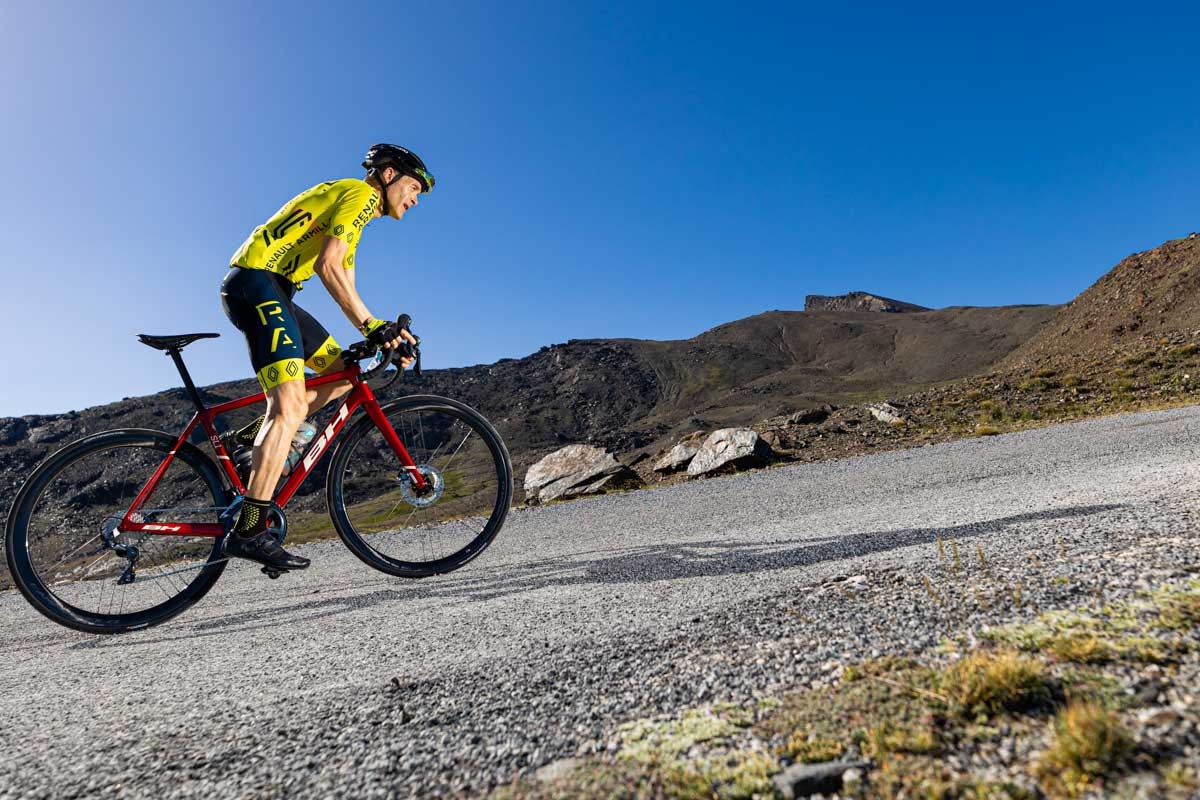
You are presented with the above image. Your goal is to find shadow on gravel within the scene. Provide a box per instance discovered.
[68,503,1122,650]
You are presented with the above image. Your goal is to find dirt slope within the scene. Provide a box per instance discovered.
[1006,234,1200,367]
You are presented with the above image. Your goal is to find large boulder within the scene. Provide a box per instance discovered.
[524,444,643,504]
[654,443,698,472]
[653,431,708,473]
[686,428,772,477]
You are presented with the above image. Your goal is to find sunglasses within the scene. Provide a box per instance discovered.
[410,167,435,193]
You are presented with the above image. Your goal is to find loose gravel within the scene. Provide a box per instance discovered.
[2,406,1199,798]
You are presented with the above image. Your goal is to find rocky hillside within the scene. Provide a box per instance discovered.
[0,300,1059,514]
[1005,233,1200,367]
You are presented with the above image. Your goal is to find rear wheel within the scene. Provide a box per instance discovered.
[5,429,229,634]
[326,395,512,577]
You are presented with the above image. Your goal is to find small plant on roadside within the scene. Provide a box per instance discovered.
[1170,343,1198,358]
[1046,633,1113,664]
[1037,699,1134,798]
[975,424,1001,436]
[863,719,938,760]
[940,650,1053,718]
[978,400,1005,421]
[1155,580,1200,631]
[782,732,844,762]
[1163,761,1200,796]
[924,576,947,606]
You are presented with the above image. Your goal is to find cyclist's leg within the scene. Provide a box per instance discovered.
[294,304,352,414]
[219,267,311,569]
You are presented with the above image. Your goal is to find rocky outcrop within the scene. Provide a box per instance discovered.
[805,292,929,313]
[686,429,772,477]
[523,444,643,504]
[866,402,905,425]
[755,406,836,452]
[652,431,707,473]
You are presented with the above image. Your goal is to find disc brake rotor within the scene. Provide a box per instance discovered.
[398,464,445,509]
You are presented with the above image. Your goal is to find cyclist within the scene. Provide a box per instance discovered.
[218,144,432,572]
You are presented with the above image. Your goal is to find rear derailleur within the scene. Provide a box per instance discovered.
[101,517,141,585]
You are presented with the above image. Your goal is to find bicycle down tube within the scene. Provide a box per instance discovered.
[118,363,428,538]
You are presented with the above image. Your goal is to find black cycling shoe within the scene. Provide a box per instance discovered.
[223,531,311,571]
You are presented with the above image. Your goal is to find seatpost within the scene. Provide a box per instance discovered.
[167,348,208,411]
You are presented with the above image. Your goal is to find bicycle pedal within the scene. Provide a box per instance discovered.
[261,566,284,579]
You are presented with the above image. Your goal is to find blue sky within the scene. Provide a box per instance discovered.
[2,1,1198,417]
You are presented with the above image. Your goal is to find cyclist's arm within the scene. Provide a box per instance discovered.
[313,237,412,357]
[313,235,374,330]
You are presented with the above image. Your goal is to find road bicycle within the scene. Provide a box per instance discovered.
[5,324,513,634]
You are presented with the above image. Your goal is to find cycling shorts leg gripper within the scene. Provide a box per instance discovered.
[257,357,305,390]
[305,336,343,374]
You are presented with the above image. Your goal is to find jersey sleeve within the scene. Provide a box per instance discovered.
[326,182,379,264]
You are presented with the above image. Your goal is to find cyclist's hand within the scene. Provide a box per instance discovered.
[364,318,403,349]
[396,329,418,370]
[363,318,418,370]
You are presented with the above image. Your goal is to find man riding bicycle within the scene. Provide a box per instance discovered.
[219,143,432,572]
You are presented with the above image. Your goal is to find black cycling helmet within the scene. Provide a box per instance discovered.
[362,143,435,193]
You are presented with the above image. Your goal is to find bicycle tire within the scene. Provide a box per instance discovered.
[5,429,229,634]
[326,395,512,578]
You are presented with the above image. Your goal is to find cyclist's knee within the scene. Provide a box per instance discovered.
[265,381,308,424]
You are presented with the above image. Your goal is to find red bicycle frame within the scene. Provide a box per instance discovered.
[118,361,427,538]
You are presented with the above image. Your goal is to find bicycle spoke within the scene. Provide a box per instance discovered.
[47,534,104,573]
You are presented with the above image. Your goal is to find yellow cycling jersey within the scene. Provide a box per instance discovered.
[230,178,380,286]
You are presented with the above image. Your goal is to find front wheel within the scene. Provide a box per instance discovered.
[5,429,229,634]
[326,395,512,577]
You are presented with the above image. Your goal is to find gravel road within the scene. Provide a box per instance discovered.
[2,406,1199,798]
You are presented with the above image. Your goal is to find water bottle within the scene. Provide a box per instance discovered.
[281,420,318,476]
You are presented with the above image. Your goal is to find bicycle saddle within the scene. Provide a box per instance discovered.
[136,332,221,351]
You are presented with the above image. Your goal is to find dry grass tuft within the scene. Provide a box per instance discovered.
[1038,699,1134,798]
[940,650,1052,717]
[1045,633,1114,664]
[1157,581,1200,631]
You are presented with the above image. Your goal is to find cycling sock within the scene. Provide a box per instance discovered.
[234,497,270,539]
[234,414,266,446]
